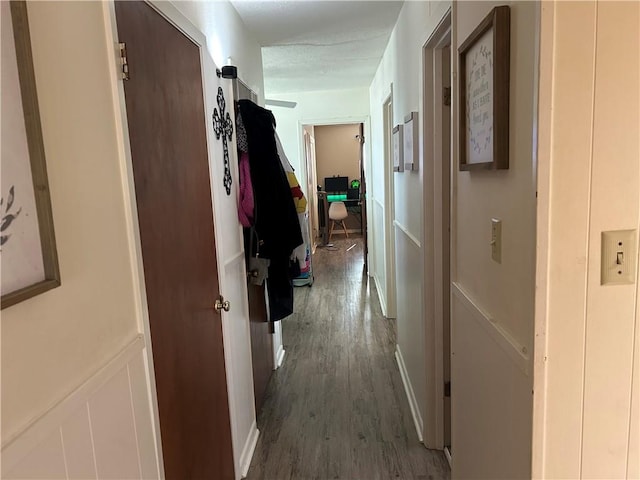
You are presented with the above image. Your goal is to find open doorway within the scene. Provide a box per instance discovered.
[302,122,368,260]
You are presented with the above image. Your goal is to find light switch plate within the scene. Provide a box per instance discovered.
[491,218,502,263]
[601,229,637,285]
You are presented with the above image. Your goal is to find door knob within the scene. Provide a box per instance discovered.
[214,295,230,313]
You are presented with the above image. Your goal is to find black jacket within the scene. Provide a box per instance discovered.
[237,100,302,321]
[238,100,302,258]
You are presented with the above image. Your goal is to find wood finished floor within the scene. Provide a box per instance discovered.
[246,237,450,480]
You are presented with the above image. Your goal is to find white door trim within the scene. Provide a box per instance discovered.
[383,86,397,319]
[303,129,318,251]
[421,8,452,450]
[297,116,371,264]
[102,4,166,476]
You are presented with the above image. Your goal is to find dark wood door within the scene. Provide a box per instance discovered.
[115,3,234,478]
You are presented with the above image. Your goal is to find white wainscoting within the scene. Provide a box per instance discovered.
[221,252,260,479]
[393,220,425,442]
[1,335,160,480]
[451,282,532,479]
[452,283,529,375]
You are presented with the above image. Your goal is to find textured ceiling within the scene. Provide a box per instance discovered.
[230,1,404,95]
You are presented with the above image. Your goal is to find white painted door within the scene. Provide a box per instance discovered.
[303,128,318,249]
[201,51,258,478]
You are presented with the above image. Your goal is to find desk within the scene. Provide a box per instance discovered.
[325,193,347,202]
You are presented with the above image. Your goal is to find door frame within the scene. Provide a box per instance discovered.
[302,127,318,251]
[102,2,245,477]
[296,116,371,253]
[382,85,397,319]
[421,8,452,451]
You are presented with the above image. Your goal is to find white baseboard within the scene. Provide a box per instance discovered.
[395,345,424,443]
[373,273,388,317]
[239,423,259,478]
[275,345,286,369]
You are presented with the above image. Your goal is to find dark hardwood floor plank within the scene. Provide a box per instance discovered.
[246,237,450,480]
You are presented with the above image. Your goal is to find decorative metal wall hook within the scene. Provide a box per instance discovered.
[212,86,233,195]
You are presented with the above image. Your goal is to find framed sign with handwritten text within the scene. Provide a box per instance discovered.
[459,6,510,170]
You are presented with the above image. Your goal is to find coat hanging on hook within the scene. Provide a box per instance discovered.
[237,99,303,321]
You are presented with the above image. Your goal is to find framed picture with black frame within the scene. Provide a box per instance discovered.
[458,5,510,171]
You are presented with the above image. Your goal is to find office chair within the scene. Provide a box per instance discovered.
[328,201,349,241]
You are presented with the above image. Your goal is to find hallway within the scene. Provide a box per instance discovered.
[246,237,450,480]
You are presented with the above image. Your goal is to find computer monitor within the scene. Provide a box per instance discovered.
[324,176,349,193]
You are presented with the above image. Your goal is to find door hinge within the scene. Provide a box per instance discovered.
[443,87,451,106]
[444,381,451,397]
[118,42,130,81]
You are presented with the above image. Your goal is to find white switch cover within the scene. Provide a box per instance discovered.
[601,229,637,285]
[491,218,502,263]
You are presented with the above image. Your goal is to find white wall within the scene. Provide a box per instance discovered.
[368,0,451,441]
[533,2,640,478]
[314,124,361,188]
[269,87,370,181]
[1,2,264,478]
[451,2,538,478]
[173,1,264,105]
[370,1,538,477]
[1,0,142,445]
